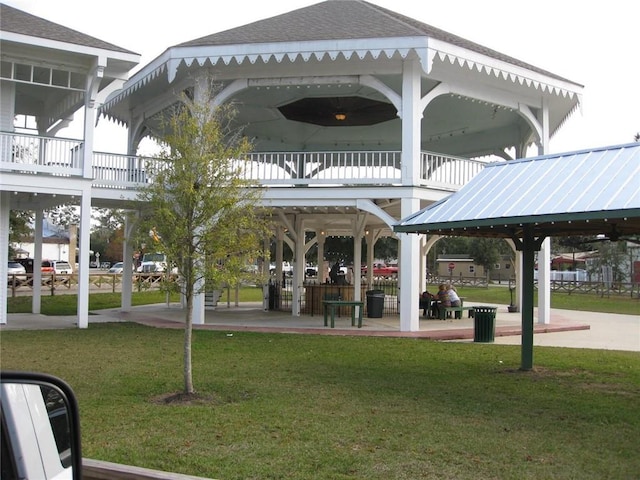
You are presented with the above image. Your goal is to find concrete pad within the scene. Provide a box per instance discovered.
[2,303,637,352]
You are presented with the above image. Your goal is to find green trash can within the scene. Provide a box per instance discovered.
[473,306,497,342]
[366,290,385,318]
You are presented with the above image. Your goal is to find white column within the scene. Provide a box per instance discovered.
[77,189,91,328]
[192,281,205,324]
[262,237,270,311]
[76,65,100,328]
[516,250,523,311]
[316,231,326,283]
[191,74,207,323]
[537,100,551,324]
[33,209,43,314]
[400,58,421,186]
[399,199,421,331]
[276,227,284,282]
[192,223,205,324]
[353,233,362,302]
[0,192,9,324]
[292,220,305,316]
[365,230,375,286]
[419,236,427,293]
[0,81,15,132]
[398,57,422,331]
[121,216,135,311]
[538,239,551,324]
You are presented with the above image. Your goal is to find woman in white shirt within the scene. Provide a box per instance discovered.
[447,284,461,307]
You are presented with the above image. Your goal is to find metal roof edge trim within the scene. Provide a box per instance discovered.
[395,208,640,234]
[492,142,640,166]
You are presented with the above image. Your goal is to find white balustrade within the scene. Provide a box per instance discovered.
[1,132,486,190]
[0,132,82,176]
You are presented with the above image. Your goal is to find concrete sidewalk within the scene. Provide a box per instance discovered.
[2,302,638,352]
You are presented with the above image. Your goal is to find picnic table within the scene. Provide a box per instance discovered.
[323,300,364,328]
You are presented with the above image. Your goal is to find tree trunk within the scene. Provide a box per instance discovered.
[184,292,194,394]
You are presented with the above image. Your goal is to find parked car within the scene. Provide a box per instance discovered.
[52,261,73,275]
[8,261,27,276]
[108,262,125,274]
[41,260,54,274]
[7,261,27,284]
[361,263,398,278]
[15,258,35,273]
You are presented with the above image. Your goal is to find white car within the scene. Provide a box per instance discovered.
[8,261,27,275]
[7,261,27,284]
[107,262,125,274]
[52,261,72,275]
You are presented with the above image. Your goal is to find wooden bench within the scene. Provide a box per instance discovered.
[323,300,364,328]
[439,306,475,320]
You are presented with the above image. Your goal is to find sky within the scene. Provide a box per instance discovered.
[6,0,639,156]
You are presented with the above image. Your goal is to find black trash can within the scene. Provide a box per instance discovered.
[366,290,385,318]
[268,281,280,310]
[473,306,497,342]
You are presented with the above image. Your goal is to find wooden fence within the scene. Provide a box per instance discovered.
[6,272,178,297]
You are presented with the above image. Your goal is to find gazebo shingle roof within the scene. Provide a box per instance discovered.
[0,3,137,55]
[178,0,575,84]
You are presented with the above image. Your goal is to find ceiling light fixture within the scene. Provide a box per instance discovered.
[335,112,346,121]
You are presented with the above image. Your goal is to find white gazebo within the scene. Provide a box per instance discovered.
[2,1,583,329]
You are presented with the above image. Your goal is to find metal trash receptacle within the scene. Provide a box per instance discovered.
[473,306,497,342]
[268,282,280,310]
[366,290,385,318]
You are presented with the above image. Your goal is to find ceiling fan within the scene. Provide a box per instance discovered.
[559,225,640,248]
[585,224,639,245]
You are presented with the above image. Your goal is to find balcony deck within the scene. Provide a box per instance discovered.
[1,132,487,192]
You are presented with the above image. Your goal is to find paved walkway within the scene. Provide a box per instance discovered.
[2,302,638,351]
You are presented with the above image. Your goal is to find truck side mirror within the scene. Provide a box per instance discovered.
[1,371,82,479]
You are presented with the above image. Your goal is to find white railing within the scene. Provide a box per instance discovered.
[0,132,83,176]
[91,152,154,189]
[1,132,487,190]
[243,151,401,185]
[420,152,486,189]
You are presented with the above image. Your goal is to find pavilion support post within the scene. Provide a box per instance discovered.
[514,227,545,371]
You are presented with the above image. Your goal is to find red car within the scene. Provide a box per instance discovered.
[361,263,398,278]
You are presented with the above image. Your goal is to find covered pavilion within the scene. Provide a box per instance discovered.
[395,142,640,369]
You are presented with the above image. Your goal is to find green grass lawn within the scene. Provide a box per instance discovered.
[2,324,639,479]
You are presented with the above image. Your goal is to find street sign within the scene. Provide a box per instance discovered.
[448,262,455,270]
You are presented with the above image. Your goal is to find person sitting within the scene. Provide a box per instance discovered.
[435,284,450,318]
[419,290,435,317]
[447,284,461,307]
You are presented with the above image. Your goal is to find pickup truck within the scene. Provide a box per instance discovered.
[361,263,398,278]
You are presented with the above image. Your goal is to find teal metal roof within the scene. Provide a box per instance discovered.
[396,143,640,240]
